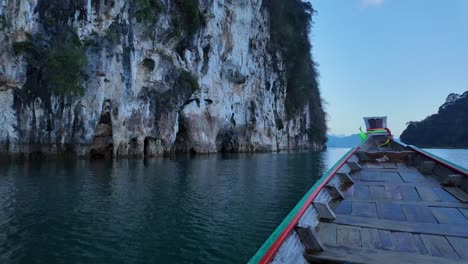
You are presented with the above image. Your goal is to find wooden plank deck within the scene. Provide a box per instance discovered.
[313,162,468,263]
[251,138,468,264]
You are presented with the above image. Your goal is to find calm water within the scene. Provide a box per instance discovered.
[423,148,468,169]
[0,148,466,263]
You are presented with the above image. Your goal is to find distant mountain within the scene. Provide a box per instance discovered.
[400,91,468,148]
[327,134,361,148]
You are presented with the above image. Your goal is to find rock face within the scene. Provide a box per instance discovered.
[0,0,326,159]
[400,91,468,148]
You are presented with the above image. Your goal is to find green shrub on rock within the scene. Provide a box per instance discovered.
[179,70,199,92]
[175,0,200,37]
[13,30,87,97]
[134,0,165,25]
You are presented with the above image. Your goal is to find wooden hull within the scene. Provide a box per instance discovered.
[249,137,468,264]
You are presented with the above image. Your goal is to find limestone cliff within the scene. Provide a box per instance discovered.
[0,0,326,159]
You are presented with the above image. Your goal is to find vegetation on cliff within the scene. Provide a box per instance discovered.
[173,0,202,56]
[0,14,9,31]
[400,92,468,148]
[13,30,87,97]
[266,0,327,144]
[174,0,201,37]
[133,0,165,24]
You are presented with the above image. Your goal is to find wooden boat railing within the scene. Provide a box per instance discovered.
[249,147,360,264]
[408,145,468,176]
[250,143,467,263]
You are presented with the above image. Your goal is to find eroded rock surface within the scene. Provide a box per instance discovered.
[0,0,326,159]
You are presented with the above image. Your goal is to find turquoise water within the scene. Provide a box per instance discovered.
[0,148,465,263]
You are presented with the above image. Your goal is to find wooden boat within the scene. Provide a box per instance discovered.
[250,117,468,264]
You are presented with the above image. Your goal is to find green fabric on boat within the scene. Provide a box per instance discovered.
[358,132,367,140]
[367,129,387,134]
[358,127,368,141]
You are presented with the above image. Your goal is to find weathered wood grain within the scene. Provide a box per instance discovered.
[347,161,362,171]
[431,207,468,224]
[378,230,396,250]
[369,185,386,200]
[432,187,460,203]
[420,234,459,259]
[419,161,436,175]
[325,184,344,200]
[381,172,404,183]
[416,187,441,201]
[396,162,411,170]
[354,185,371,200]
[295,226,324,252]
[361,168,400,173]
[357,181,439,187]
[334,214,468,237]
[401,204,438,223]
[383,163,397,169]
[352,201,377,218]
[385,185,404,200]
[349,199,468,209]
[447,236,468,259]
[441,174,463,187]
[333,200,352,215]
[317,222,337,246]
[267,144,468,264]
[361,228,382,249]
[336,225,361,247]
[304,244,463,264]
[340,184,354,199]
[413,234,429,255]
[433,164,455,178]
[298,205,319,229]
[444,187,468,203]
[337,164,352,176]
[313,202,336,221]
[400,172,427,183]
[360,171,386,182]
[392,231,419,253]
[459,208,468,219]
[365,163,383,169]
[355,152,369,162]
[398,186,422,201]
[376,202,406,221]
[397,164,419,173]
[272,230,308,264]
[336,172,354,184]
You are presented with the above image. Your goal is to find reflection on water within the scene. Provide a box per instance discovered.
[0,149,349,264]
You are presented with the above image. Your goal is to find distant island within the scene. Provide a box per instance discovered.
[400,91,468,148]
[326,134,361,148]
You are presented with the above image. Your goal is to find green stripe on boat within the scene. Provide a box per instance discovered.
[367,129,387,134]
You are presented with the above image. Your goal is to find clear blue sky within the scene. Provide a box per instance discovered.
[309,0,468,137]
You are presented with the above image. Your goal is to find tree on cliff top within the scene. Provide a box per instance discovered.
[400,91,468,148]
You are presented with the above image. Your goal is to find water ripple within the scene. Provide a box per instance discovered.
[0,150,356,263]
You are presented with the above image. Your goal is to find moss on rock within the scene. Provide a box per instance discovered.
[13,30,87,97]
